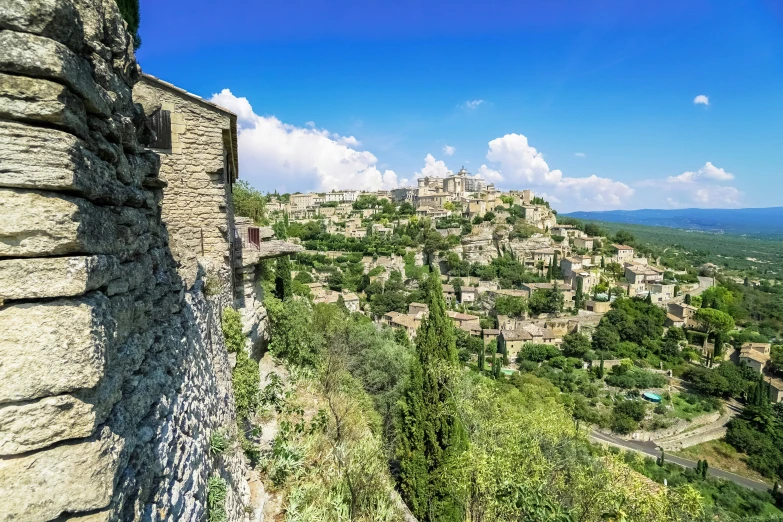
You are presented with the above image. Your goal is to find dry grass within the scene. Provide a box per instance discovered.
[673,440,771,485]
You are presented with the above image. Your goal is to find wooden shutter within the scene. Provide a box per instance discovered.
[148,109,171,149]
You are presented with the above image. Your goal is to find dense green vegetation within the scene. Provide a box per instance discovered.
[578,220,783,281]
[255,270,705,521]
[619,449,782,520]
[115,0,141,49]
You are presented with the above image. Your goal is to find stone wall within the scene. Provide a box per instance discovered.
[0,1,249,520]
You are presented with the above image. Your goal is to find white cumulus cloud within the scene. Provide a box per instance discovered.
[209,89,398,193]
[694,95,709,106]
[639,162,742,208]
[477,133,633,211]
[464,99,484,109]
[667,162,734,183]
[443,144,456,156]
[574,152,586,158]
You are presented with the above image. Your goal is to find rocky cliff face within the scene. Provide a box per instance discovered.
[0,1,249,520]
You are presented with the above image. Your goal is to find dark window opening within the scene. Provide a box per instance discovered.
[148,109,172,149]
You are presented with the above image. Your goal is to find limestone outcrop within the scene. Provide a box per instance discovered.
[0,1,249,520]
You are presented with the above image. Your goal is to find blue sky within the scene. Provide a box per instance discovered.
[137,0,783,211]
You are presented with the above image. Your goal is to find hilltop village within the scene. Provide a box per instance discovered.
[250,174,704,359]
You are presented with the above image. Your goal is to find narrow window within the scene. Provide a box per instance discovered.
[148,109,172,149]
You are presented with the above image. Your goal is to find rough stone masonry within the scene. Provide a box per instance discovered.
[0,1,250,520]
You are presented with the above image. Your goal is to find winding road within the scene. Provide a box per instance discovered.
[590,430,770,492]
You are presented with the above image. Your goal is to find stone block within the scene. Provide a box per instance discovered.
[0,72,88,138]
[0,431,123,521]
[0,189,153,258]
[0,31,112,116]
[0,255,118,300]
[0,121,125,199]
[0,0,85,52]
[0,293,110,404]
[0,393,96,455]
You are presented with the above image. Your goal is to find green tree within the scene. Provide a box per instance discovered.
[494,295,527,318]
[274,256,293,300]
[693,308,735,340]
[562,332,591,359]
[232,180,267,224]
[115,0,142,49]
[396,270,467,522]
[684,293,692,305]
[574,277,584,310]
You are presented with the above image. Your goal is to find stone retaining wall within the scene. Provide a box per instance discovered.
[0,1,248,520]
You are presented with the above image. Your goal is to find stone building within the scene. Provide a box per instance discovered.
[133,74,238,286]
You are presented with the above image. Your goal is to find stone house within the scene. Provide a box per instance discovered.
[482,329,500,346]
[739,344,770,373]
[532,248,556,267]
[667,302,698,327]
[342,292,360,312]
[306,282,326,299]
[391,314,421,340]
[442,284,456,302]
[381,311,402,326]
[625,264,664,285]
[560,257,582,277]
[499,330,533,361]
[447,311,481,333]
[134,74,239,284]
[496,315,517,331]
[573,236,595,250]
[460,286,479,303]
[647,282,675,301]
[523,324,560,345]
[613,244,635,264]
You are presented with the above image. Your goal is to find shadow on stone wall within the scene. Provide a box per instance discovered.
[0,1,248,520]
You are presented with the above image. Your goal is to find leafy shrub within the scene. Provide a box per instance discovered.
[210,430,229,456]
[207,475,228,522]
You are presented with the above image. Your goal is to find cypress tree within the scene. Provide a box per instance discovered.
[274,256,293,300]
[396,269,467,522]
[493,354,502,379]
[714,332,724,359]
[684,293,692,305]
[701,459,709,479]
[645,292,653,305]
[575,278,584,310]
[601,256,606,269]
[477,342,485,372]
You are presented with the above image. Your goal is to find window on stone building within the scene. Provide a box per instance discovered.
[148,109,172,149]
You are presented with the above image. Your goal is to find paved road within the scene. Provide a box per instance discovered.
[663,276,714,306]
[590,430,770,492]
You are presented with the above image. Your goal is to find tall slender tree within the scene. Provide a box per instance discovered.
[396,269,467,522]
[575,278,584,310]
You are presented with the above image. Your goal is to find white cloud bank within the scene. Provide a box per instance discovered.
[209,89,398,193]
[210,88,742,211]
[694,94,709,106]
[638,162,742,208]
[476,133,634,211]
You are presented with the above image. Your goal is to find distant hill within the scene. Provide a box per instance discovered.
[562,207,783,238]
